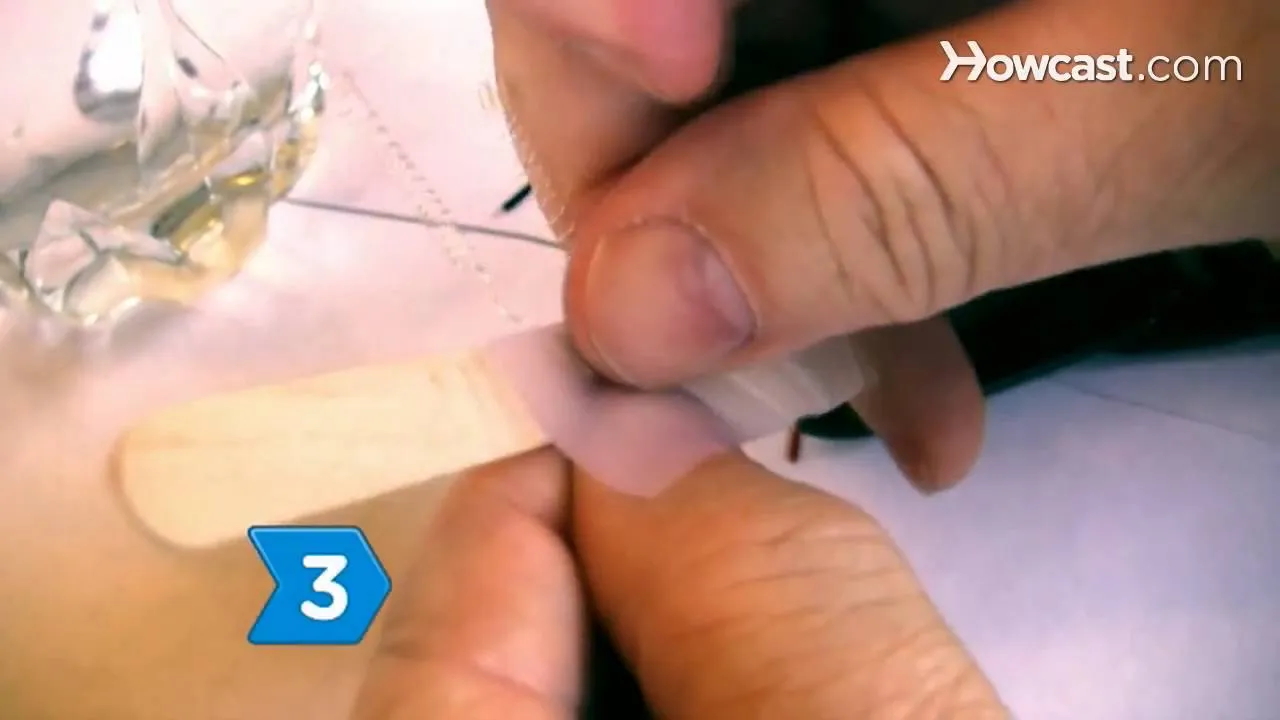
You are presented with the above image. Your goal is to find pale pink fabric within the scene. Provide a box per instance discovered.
[486,325,866,494]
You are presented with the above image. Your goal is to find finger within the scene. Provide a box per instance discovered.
[487,0,835,240]
[492,0,726,101]
[487,1,684,241]
[493,0,987,490]
[352,450,584,720]
[572,452,1005,719]
[564,0,1277,387]
[848,318,984,492]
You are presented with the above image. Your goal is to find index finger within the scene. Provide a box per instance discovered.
[487,0,714,241]
[351,450,584,720]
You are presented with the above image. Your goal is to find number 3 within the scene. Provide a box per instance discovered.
[300,554,349,621]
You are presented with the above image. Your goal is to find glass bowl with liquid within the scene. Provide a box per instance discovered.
[0,0,325,327]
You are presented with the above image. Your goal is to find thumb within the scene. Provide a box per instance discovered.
[564,1,1276,386]
[571,453,1005,719]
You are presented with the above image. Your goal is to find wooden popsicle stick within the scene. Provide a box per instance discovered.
[112,347,548,549]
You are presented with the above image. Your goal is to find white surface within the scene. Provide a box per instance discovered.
[752,360,1280,720]
[0,1,1277,718]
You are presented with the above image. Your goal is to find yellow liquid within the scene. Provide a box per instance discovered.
[0,66,325,324]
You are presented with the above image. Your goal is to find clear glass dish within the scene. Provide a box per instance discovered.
[0,0,325,327]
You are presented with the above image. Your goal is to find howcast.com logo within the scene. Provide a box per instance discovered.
[939,40,1242,83]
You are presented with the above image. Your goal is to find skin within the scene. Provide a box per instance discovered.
[352,450,1005,719]
[493,0,1279,488]
[355,0,1280,717]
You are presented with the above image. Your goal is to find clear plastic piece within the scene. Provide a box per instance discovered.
[684,336,869,440]
[0,0,327,327]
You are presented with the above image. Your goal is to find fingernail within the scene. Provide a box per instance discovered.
[584,220,755,386]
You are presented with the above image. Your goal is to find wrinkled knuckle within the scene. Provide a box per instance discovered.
[862,623,1006,720]
[801,75,987,322]
[681,491,898,590]
[642,494,917,646]
[629,494,1003,717]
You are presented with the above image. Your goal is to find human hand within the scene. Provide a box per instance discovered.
[487,0,1279,490]
[351,449,1006,719]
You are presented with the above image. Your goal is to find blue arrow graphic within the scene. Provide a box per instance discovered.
[247,526,392,645]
